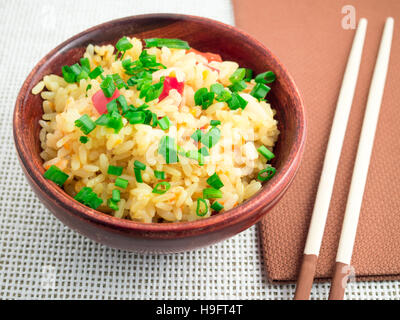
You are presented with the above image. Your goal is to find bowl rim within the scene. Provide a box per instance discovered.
[13,13,306,237]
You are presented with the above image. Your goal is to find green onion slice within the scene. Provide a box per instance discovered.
[196,198,208,217]
[112,189,121,202]
[116,36,133,52]
[244,68,253,82]
[210,120,221,126]
[206,172,224,190]
[144,38,190,50]
[258,167,276,181]
[107,165,123,176]
[152,181,171,194]
[203,187,223,199]
[134,167,143,183]
[250,83,271,100]
[89,66,104,79]
[115,177,129,189]
[201,127,221,149]
[79,136,89,144]
[154,170,165,179]
[100,75,116,98]
[75,114,96,135]
[255,71,276,84]
[107,199,119,211]
[74,187,103,209]
[229,68,246,84]
[199,147,210,156]
[191,129,204,142]
[43,165,69,186]
[229,80,247,92]
[158,116,171,130]
[211,201,224,212]
[134,160,146,171]
[158,136,179,164]
[227,92,248,110]
[257,145,275,160]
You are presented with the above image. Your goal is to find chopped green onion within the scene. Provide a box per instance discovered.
[134,167,143,183]
[257,145,275,160]
[211,201,224,212]
[251,83,271,100]
[115,177,129,189]
[244,68,253,82]
[70,63,83,77]
[191,129,204,142]
[258,167,276,181]
[116,95,129,114]
[80,58,91,73]
[206,172,224,190]
[199,146,210,156]
[144,38,190,50]
[74,114,96,135]
[112,189,121,202]
[154,170,165,179]
[201,127,221,148]
[43,165,69,186]
[89,66,104,79]
[96,111,123,133]
[255,71,276,84]
[203,187,223,199]
[229,80,247,92]
[112,73,128,89]
[158,136,179,164]
[62,66,76,83]
[124,110,146,124]
[227,92,248,110]
[107,165,123,176]
[152,181,171,194]
[140,78,164,102]
[194,87,215,109]
[196,198,208,217]
[185,150,205,165]
[79,136,89,144]
[134,160,146,171]
[106,99,118,114]
[100,75,116,98]
[210,120,221,126]
[107,199,119,211]
[116,36,133,52]
[74,187,103,209]
[85,84,92,94]
[158,116,171,130]
[210,83,231,102]
[229,68,246,84]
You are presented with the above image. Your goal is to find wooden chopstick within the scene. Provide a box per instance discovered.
[294,18,368,300]
[329,17,394,300]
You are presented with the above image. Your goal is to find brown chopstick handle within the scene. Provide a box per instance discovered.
[294,254,318,300]
[329,262,352,300]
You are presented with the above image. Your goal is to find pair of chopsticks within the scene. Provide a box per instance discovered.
[294,17,394,300]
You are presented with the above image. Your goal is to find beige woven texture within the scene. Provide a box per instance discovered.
[234,0,400,282]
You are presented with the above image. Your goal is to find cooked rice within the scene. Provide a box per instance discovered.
[34,37,279,222]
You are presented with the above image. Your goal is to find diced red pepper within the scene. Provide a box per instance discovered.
[187,48,222,63]
[158,76,184,101]
[91,89,120,114]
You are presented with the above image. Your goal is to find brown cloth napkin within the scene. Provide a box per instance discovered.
[233,0,400,282]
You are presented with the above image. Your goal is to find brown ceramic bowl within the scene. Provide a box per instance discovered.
[13,14,306,253]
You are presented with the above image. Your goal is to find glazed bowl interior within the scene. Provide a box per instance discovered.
[14,14,305,236]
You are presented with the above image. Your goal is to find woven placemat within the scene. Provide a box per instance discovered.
[233,0,400,282]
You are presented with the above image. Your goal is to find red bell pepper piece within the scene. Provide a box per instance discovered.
[91,89,120,114]
[158,76,184,101]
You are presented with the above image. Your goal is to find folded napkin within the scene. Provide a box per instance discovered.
[233,0,400,282]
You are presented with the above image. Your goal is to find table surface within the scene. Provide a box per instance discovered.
[1,0,399,300]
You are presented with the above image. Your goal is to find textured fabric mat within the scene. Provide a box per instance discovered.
[233,0,400,283]
[0,0,399,299]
